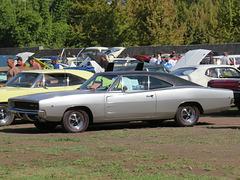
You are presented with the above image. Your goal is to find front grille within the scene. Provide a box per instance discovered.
[14,101,39,110]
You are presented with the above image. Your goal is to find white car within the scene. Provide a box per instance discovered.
[171,65,240,87]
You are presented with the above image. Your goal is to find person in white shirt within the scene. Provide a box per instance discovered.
[220,52,231,65]
[149,54,158,64]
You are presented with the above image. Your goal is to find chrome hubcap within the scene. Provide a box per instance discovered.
[180,106,196,124]
[68,112,84,130]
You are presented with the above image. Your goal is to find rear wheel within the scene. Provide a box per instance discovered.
[174,105,200,127]
[34,121,58,131]
[0,104,15,126]
[62,109,89,133]
[235,102,240,111]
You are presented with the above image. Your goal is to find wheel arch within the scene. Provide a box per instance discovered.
[178,101,204,114]
[64,106,93,125]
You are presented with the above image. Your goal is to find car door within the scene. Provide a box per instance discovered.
[105,75,156,120]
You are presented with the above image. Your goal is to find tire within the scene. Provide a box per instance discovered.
[0,104,15,126]
[174,105,200,127]
[34,121,58,131]
[62,109,89,133]
[235,102,240,111]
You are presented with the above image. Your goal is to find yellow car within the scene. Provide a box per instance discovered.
[0,69,93,126]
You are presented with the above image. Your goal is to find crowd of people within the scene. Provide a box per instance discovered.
[148,51,231,68]
[148,51,182,68]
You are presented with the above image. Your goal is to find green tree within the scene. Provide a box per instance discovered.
[68,0,132,47]
[0,0,18,47]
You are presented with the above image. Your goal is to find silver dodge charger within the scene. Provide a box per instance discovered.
[8,71,234,133]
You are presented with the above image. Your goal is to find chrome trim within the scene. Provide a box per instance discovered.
[8,108,39,115]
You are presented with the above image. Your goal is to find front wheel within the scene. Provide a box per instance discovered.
[235,102,240,111]
[174,105,200,127]
[0,104,15,126]
[62,109,89,133]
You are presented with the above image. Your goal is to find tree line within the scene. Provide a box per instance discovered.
[0,0,239,48]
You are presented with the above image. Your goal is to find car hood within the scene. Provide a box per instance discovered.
[171,49,211,71]
[9,89,97,102]
[0,87,29,102]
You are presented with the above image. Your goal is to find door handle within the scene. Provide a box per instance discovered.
[146,94,154,97]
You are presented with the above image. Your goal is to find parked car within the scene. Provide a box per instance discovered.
[213,55,240,68]
[0,69,93,126]
[8,71,233,133]
[0,67,34,87]
[208,77,240,110]
[171,65,240,87]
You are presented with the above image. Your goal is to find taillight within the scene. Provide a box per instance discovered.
[238,82,240,90]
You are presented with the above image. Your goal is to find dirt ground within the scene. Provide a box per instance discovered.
[0,109,240,179]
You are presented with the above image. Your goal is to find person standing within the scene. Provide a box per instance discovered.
[220,52,231,65]
[162,55,173,69]
[100,54,109,70]
[51,56,63,69]
[149,54,158,64]
[16,56,29,67]
[28,56,42,69]
[7,57,20,82]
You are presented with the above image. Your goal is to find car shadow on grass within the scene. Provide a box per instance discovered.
[0,118,224,134]
[0,120,193,134]
[206,126,240,130]
[204,108,240,118]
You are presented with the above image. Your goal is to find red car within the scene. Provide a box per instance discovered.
[208,78,240,110]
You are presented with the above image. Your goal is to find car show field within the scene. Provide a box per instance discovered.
[0,107,239,179]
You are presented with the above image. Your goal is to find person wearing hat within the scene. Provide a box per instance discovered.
[28,56,41,69]
[16,56,29,67]
[51,56,63,69]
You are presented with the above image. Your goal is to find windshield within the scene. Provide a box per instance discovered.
[80,74,118,91]
[146,67,167,73]
[5,73,39,87]
[0,71,7,83]
[171,68,196,76]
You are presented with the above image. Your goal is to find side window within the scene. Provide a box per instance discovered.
[112,75,149,92]
[44,74,66,87]
[68,74,86,86]
[235,57,240,65]
[150,77,172,89]
[205,68,218,78]
[221,68,240,77]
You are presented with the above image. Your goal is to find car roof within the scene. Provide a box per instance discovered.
[19,69,93,78]
[172,64,240,71]
[95,71,200,86]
